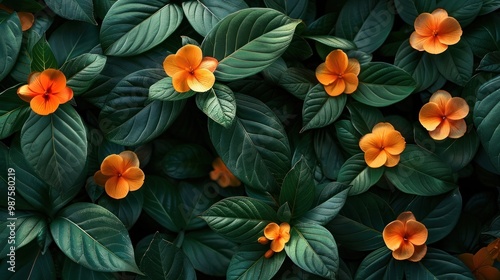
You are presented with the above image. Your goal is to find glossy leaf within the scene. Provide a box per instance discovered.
[178,181,220,231]
[208,94,291,192]
[354,247,401,280]
[346,102,384,135]
[227,244,286,280]
[50,202,141,274]
[31,37,58,72]
[162,144,212,179]
[404,248,474,279]
[0,242,55,279]
[0,11,22,81]
[353,62,417,107]
[298,182,350,226]
[60,53,107,96]
[195,83,236,128]
[477,51,500,72]
[313,128,345,180]
[21,104,87,190]
[334,120,363,156]
[62,257,116,280]
[149,77,197,101]
[45,0,96,24]
[435,41,473,86]
[182,0,248,37]
[463,13,500,58]
[98,190,144,230]
[385,145,457,196]
[101,0,183,56]
[337,153,385,196]
[201,8,301,81]
[0,84,30,138]
[286,223,339,279]
[438,0,483,27]
[301,83,347,132]
[201,196,279,243]
[303,35,357,50]
[278,67,316,100]
[394,0,437,25]
[0,211,46,255]
[279,158,315,219]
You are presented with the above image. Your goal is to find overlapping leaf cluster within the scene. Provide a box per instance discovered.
[1,0,500,279]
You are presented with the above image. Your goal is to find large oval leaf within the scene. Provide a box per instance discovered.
[279,158,315,220]
[404,248,474,279]
[352,62,417,107]
[0,84,30,138]
[0,11,22,81]
[201,8,301,81]
[99,69,185,146]
[227,244,285,280]
[45,0,96,24]
[98,191,144,230]
[195,83,236,128]
[354,247,401,280]
[337,153,385,196]
[208,94,291,192]
[100,0,183,56]
[50,202,141,274]
[62,257,116,280]
[298,182,350,226]
[31,37,58,72]
[346,101,384,135]
[0,211,47,255]
[21,104,87,191]
[435,40,473,86]
[301,83,347,132]
[60,53,107,96]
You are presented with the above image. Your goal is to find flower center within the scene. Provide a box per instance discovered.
[117,173,122,177]
[432,30,439,37]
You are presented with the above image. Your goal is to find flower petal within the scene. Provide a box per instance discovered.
[419,102,443,131]
[445,97,469,120]
[100,154,123,176]
[279,222,291,242]
[414,13,435,37]
[264,223,280,240]
[383,220,405,250]
[163,54,184,77]
[423,37,448,54]
[385,154,400,167]
[325,49,348,73]
[429,120,451,140]
[52,87,73,104]
[346,58,360,75]
[392,240,415,260]
[430,90,451,106]
[119,151,140,169]
[408,244,427,262]
[342,73,359,94]
[30,95,59,115]
[438,17,462,45]
[18,12,34,31]
[122,167,145,191]
[382,130,406,155]
[199,56,219,72]
[324,79,345,96]
[39,69,68,93]
[409,32,428,51]
[172,71,191,93]
[359,133,381,152]
[473,247,495,268]
[175,44,203,70]
[364,147,387,168]
[17,84,38,102]
[431,8,449,23]
[476,266,500,280]
[458,253,474,270]
[396,211,416,223]
[105,176,129,199]
[315,63,337,85]
[372,122,395,136]
[406,220,428,246]
[448,119,467,139]
[187,68,215,92]
[93,170,110,187]
[270,238,286,252]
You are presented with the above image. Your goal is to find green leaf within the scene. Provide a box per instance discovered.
[335,0,394,53]
[264,0,310,19]
[0,241,55,279]
[227,244,286,280]
[474,75,500,172]
[477,51,500,72]
[21,104,87,190]
[201,8,301,81]
[178,181,220,231]
[99,69,185,146]
[394,40,440,92]
[50,202,141,274]
[327,192,395,251]
[101,0,183,56]
[31,37,58,72]
[183,229,237,276]
[394,0,436,25]
[385,145,458,196]
[0,11,22,81]
[334,120,362,156]
[142,176,184,232]
[98,190,144,230]
[278,67,316,100]
[208,94,291,192]
[354,247,402,280]
[195,83,236,128]
[286,223,339,279]
[435,41,473,86]
[0,84,30,138]
[279,158,315,220]
[314,128,345,180]
[45,0,96,24]
[299,182,350,226]
[0,211,47,255]
[60,53,107,96]
[201,196,279,243]
[404,248,474,279]
[438,0,483,27]
[182,0,249,37]
[62,257,116,280]
[303,35,357,50]
[48,21,100,66]
[138,233,195,280]
[463,13,500,57]
[353,62,416,107]
[480,0,500,15]
[337,153,385,196]
[346,102,384,135]
[149,77,197,101]
[301,83,347,132]
[161,144,212,179]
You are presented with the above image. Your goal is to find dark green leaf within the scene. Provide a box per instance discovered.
[101,0,182,56]
[334,120,362,156]
[201,196,279,243]
[178,181,220,231]
[201,8,301,81]
[31,37,58,72]
[299,182,350,226]
[480,0,500,15]
[227,244,285,280]
[98,190,144,230]
[62,257,116,280]
[286,223,339,279]
[438,0,483,27]
[346,102,384,135]
[50,203,141,274]
[162,144,212,179]
[0,211,47,255]
[60,53,107,96]
[477,51,500,72]
[0,84,30,138]
[45,0,96,24]
[394,0,437,25]
[435,41,473,86]
[278,67,316,100]
[195,83,236,128]
[21,104,87,191]
[303,35,356,50]
[314,128,345,180]
[404,248,474,279]
[0,242,55,279]
[301,83,347,132]
[337,153,385,196]
[354,247,402,280]
[463,13,500,58]
[279,158,315,219]
[149,77,197,101]
[0,11,22,81]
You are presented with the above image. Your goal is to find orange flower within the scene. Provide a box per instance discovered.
[383,211,428,262]
[315,49,360,96]
[410,8,462,54]
[94,151,145,199]
[487,238,500,261]
[0,4,34,31]
[359,122,406,168]
[459,246,500,280]
[163,44,218,93]
[17,69,74,116]
[419,90,469,140]
[258,222,291,258]
[209,157,241,188]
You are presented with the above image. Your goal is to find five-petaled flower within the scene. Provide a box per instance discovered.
[315,49,360,97]
[459,238,500,280]
[410,8,462,54]
[258,222,291,258]
[94,151,145,199]
[383,211,428,262]
[163,44,219,93]
[419,90,469,140]
[209,157,241,188]
[359,122,406,168]
[17,69,74,116]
